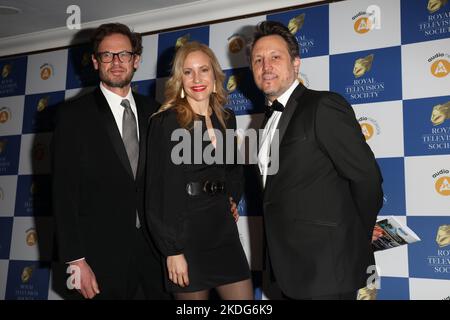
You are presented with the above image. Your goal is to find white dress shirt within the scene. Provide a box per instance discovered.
[100,82,140,140]
[258,79,300,188]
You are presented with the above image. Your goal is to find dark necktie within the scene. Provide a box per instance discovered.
[120,99,139,178]
[120,99,141,228]
[265,99,284,119]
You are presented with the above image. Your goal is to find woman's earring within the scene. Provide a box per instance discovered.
[180,87,185,98]
[213,82,217,93]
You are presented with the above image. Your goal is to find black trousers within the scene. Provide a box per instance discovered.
[93,228,170,300]
[126,227,171,300]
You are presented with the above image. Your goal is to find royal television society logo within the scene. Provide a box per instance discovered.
[427,224,450,275]
[21,266,34,283]
[30,181,36,195]
[0,138,6,154]
[424,102,450,151]
[25,228,38,247]
[284,12,315,55]
[2,63,12,79]
[36,96,50,112]
[226,74,241,93]
[346,53,385,100]
[357,286,377,300]
[419,0,449,37]
[358,116,381,141]
[175,34,190,50]
[353,54,374,78]
[287,13,305,34]
[0,106,11,124]
[81,52,91,67]
[436,225,450,247]
[39,63,53,80]
[428,53,450,78]
[432,169,450,196]
[428,0,448,14]
[431,101,450,125]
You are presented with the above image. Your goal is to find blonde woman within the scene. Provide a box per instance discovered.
[145,42,253,300]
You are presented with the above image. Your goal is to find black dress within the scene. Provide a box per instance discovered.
[145,108,250,292]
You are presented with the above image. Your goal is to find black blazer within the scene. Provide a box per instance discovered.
[262,83,383,299]
[52,88,158,281]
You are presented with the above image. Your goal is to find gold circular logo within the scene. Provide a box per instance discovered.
[26,230,38,246]
[40,67,52,80]
[228,35,245,54]
[435,176,450,196]
[2,64,12,78]
[354,17,372,34]
[431,59,450,78]
[0,107,11,123]
[21,267,33,283]
[360,122,374,140]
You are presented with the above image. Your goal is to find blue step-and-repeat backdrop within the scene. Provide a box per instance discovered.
[0,0,449,299]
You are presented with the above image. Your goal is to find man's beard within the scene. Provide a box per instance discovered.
[100,69,134,88]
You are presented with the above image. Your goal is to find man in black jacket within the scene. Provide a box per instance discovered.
[250,21,383,300]
[52,23,168,299]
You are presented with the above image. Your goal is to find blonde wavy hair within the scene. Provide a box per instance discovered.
[155,41,229,129]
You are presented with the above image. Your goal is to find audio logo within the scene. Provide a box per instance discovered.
[39,63,53,80]
[227,34,246,54]
[358,116,380,141]
[0,107,11,124]
[428,53,450,78]
[352,5,381,34]
[25,228,38,247]
[432,169,450,196]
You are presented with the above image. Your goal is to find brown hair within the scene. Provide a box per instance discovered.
[91,23,143,55]
[250,21,300,62]
[157,41,229,129]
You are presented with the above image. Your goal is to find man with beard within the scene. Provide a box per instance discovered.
[52,23,168,299]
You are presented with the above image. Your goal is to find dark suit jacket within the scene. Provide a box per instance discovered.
[262,83,383,299]
[52,87,158,287]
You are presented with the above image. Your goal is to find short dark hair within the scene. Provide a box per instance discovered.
[91,23,143,55]
[250,21,300,61]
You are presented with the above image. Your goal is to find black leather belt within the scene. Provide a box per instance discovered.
[186,180,226,196]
